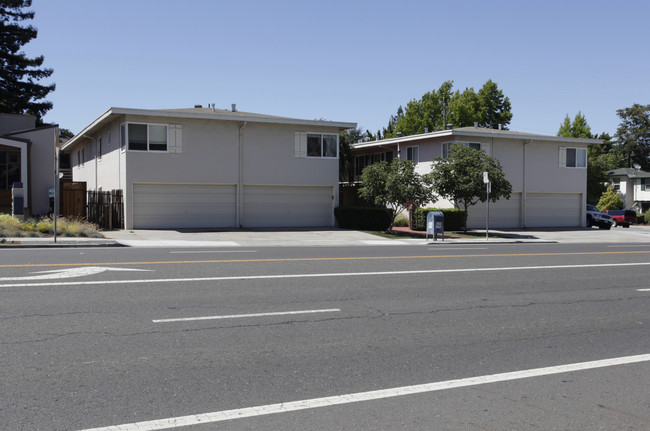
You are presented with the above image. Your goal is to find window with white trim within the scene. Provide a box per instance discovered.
[442,142,481,158]
[559,147,586,168]
[612,177,620,192]
[640,178,647,191]
[125,123,168,152]
[295,132,338,158]
[306,133,338,158]
[406,146,419,163]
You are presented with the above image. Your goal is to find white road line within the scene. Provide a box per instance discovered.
[77,353,650,431]
[638,288,650,292]
[2,261,650,288]
[153,308,340,323]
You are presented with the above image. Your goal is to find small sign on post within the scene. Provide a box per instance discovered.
[483,171,490,240]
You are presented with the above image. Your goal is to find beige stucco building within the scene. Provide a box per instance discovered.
[61,106,355,229]
[352,126,602,228]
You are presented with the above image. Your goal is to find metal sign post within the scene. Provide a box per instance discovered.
[483,172,489,241]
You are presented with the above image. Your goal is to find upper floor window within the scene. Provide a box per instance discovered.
[640,178,647,191]
[442,142,481,158]
[406,146,419,163]
[559,147,586,168]
[126,123,168,152]
[307,133,338,158]
[613,177,621,192]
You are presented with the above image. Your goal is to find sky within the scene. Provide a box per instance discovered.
[25,0,650,137]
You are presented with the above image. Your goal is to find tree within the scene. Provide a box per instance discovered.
[0,0,55,122]
[596,186,624,211]
[339,128,366,184]
[613,104,650,170]
[476,79,512,129]
[426,144,512,232]
[557,112,593,139]
[388,80,512,138]
[358,157,434,231]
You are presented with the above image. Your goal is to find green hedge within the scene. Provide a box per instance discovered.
[412,208,466,231]
[334,206,392,231]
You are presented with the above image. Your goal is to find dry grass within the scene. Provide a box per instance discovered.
[0,214,103,238]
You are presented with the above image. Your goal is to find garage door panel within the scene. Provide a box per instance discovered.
[467,193,521,229]
[525,193,580,227]
[133,183,236,229]
[243,185,332,228]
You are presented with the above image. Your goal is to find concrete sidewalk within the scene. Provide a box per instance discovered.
[2,225,650,248]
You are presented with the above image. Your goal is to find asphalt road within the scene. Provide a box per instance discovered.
[1,242,649,430]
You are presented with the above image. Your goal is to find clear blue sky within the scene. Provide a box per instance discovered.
[27,0,650,137]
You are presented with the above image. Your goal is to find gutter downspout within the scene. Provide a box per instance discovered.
[237,122,247,228]
[522,140,531,228]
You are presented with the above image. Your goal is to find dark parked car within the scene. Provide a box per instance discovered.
[603,210,636,228]
[586,205,613,229]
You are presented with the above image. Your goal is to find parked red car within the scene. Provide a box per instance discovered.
[603,210,636,227]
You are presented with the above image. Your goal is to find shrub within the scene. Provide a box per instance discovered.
[36,219,53,234]
[334,206,392,231]
[393,215,409,227]
[412,208,467,231]
[0,214,21,230]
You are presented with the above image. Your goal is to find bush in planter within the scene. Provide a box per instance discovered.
[412,208,466,231]
[334,206,392,231]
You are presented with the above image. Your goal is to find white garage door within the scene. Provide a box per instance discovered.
[243,185,333,227]
[525,193,581,227]
[133,183,237,229]
[467,193,522,229]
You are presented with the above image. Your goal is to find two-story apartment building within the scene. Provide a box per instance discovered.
[352,126,602,228]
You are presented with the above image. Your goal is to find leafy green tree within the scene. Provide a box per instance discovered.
[388,80,512,138]
[586,133,621,204]
[426,144,512,232]
[339,128,366,184]
[596,186,624,211]
[557,112,593,139]
[358,158,434,231]
[0,0,55,122]
[476,79,513,129]
[613,104,650,170]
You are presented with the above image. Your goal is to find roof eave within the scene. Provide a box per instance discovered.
[351,128,603,149]
[62,107,356,151]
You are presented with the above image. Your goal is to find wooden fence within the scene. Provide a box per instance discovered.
[60,181,87,219]
[87,189,124,230]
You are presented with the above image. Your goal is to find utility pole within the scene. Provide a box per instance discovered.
[442,98,447,130]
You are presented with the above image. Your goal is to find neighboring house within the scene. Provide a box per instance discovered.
[606,168,650,213]
[61,106,356,230]
[351,126,602,228]
[0,113,59,216]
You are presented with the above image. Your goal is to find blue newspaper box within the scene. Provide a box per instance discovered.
[426,211,444,241]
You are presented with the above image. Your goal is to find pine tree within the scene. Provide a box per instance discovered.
[0,0,55,122]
